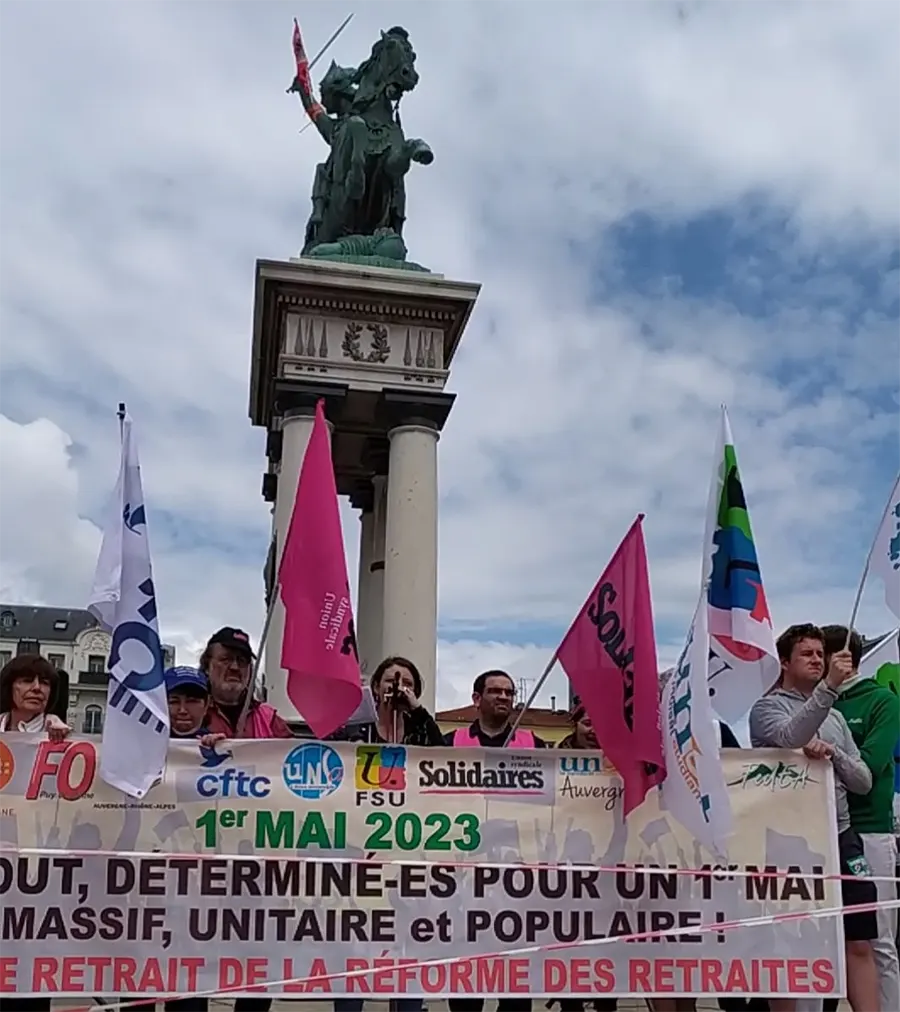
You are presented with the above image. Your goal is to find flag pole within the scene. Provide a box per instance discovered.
[235,591,278,736]
[846,473,900,648]
[502,651,559,746]
[290,12,354,133]
[117,402,126,442]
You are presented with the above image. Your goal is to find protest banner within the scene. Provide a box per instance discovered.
[0,737,844,1000]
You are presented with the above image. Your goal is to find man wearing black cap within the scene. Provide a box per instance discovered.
[199,630,294,1012]
[201,627,293,740]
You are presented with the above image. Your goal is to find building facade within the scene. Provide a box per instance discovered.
[0,604,175,736]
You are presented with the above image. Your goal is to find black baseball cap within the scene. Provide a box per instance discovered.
[206,627,255,660]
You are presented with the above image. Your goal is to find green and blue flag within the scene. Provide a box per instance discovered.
[703,407,779,723]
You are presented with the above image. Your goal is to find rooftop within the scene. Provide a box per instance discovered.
[0,604,100,643]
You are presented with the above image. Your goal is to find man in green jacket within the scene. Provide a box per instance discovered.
[824,625,900,1012]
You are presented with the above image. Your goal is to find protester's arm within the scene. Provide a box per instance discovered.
[748,682,836,748]
[857,693,900,778]
[269,712,295,739]
[832,715,873,795]
[406,707,446,746]
[43,713,70,742]
[324,723,356,742]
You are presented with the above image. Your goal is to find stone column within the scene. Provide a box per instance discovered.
[369,474,388,671]
[356,504,376,679]
[265,405,322,721]
[382,424,439,713]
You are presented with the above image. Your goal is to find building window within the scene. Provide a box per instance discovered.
[47,653,65,670]
[0,611,14,630]
[0,651,10,668]
[82,705,103,735]
[87,654,106,674]
[53,619,68,631]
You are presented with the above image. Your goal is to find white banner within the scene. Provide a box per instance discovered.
[0,737,844,1000]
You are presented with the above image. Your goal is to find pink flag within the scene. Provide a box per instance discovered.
[556,514,666,815]
[279,400,362,738]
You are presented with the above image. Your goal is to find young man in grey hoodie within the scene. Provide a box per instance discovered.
[749,623,880,1012]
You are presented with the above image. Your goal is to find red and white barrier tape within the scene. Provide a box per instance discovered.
[4,845,899,885]
[44,895,898,1012]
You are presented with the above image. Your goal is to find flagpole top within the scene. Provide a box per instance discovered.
[637,513,646,522]
[117,402,126,420]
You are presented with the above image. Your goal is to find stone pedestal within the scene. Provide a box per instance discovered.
[251,259,479,724]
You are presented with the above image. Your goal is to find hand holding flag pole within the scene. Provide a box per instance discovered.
[288,12,353,107]
[290,14,354,136]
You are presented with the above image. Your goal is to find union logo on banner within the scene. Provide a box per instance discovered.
[0,740,14,791]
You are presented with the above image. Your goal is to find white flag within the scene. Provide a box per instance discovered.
[858,631,898,688]
[868,473,900,620]
[703,406,779,722]
[88,414,169,798]
[661,595,733,858]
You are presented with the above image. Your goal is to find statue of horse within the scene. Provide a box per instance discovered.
[303,27,432,254]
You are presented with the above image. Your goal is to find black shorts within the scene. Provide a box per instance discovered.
[838,827,878,942]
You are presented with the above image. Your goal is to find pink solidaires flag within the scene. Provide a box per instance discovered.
[279,400,363,738]
[556,514,666,816]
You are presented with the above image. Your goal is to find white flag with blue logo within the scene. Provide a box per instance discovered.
[868,472,900,620]
[88,413,169,798]
[660,594,733,858]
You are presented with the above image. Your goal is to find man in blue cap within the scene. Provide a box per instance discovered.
[165,666,211,739]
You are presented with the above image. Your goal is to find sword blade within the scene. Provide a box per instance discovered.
[308,12,354,71]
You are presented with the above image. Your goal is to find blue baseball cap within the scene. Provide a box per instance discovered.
[165,666,209,696]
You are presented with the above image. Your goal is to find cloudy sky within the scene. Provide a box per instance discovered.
[1,1,897,714]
